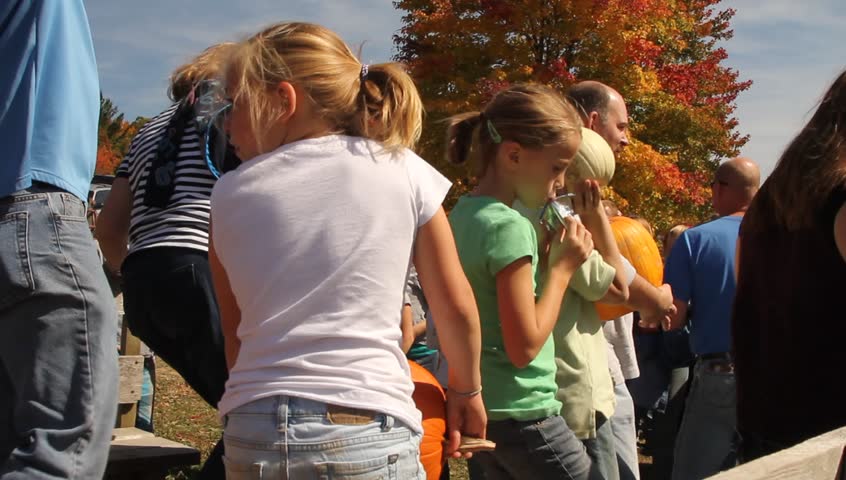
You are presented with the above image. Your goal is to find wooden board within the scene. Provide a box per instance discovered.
[710,427,846,480]
[118,355,144,404]
[107,430,200,477]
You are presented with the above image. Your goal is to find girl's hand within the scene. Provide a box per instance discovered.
[444,391,488,459]
[548,216,593,275]
[573,179,604,223]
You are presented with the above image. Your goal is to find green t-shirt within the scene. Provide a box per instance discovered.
[546,250,617,439]
[449,195,562,421]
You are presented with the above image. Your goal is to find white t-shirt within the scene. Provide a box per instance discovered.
[211,135,451,432]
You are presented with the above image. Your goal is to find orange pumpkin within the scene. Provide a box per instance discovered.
[595,216,664,321]
[409,360,447,479]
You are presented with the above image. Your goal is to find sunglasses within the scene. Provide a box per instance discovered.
[539,193,576,232]
[193,80,234,178]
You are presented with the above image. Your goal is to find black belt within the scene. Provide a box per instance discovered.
[699,352,734,373]
[700,352,732,362]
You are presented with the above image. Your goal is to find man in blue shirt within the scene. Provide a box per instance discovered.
[0,1,118,478]
[665,157,760,480]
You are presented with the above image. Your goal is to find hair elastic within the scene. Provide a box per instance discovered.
[360,64,369,83]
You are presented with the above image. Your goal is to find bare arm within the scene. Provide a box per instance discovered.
[95,177,131,273]
[413,207,486,454]
[575,180,629,305]
[627,276,676,331]
[414,208,482,393]
[208,227,241,371]
[666,298,689,331]
[399,305,414,354]
[497,217,592,368]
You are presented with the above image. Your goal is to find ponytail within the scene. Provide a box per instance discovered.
[445,112,489,176]
[228,22,423,154]
[352,62,423,150]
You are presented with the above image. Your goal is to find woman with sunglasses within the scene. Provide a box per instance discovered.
[95,43,237,479]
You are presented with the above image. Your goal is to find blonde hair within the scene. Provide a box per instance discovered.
[227,22,423,153]
[446,83,582,176]
[169,42,237,102]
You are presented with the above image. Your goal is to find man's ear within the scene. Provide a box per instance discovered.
[274,81,297,122]
[587,111,600,129]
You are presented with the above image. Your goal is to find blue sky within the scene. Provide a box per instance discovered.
[83,0,845,179]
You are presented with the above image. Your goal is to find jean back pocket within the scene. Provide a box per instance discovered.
[0,212,35,310]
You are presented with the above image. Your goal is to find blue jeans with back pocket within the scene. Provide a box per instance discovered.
[222,395,425,479]
[0,185,118,478]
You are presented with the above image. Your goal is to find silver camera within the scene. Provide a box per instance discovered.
[539,194,576,232]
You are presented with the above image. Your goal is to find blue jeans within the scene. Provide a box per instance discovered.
[583,414,619,480]
[610,383,639,480]
[222,395,425,479]
[671,358,736,480]
[0,186,118,478]
[473,416,600,480]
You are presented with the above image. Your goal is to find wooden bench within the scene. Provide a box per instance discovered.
[104,317,201,479]
[709,426,846,480]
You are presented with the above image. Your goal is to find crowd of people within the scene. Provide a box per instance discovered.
[2,2,846,480]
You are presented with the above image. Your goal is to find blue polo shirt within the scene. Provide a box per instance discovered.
[0,0,100,201]
[664,215,741,356]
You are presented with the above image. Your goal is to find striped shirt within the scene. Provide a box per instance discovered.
[117,104,216,255]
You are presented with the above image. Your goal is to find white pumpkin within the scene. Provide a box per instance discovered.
[567,127,616,188]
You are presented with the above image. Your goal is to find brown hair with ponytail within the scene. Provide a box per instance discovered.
[445,83,582,177]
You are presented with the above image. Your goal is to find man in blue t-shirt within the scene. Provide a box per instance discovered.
[0,2,118,477]
[664,157,760,480]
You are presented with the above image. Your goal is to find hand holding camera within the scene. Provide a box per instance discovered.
[548,216,593,275]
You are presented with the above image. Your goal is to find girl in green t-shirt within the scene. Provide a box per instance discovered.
[446,83,602,480]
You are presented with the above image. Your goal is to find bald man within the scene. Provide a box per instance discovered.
[568,81,630,154]
[664,157,760,480]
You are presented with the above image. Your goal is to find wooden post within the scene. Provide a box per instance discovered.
[117,314,141,428]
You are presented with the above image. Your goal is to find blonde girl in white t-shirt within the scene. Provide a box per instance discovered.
[208,22,486,478]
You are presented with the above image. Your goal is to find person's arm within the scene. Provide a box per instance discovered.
[628,277,677,331]
[574,180,629,304]
[95,177,132,273]
[835,203,846,261]
[413,208,486,456]
[663,233,693,331]
[667,298,689,331]
[208,226,241,371]
[399,304,414,354]
[497,216,593,368]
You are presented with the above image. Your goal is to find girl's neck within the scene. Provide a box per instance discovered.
[473,173,515,206]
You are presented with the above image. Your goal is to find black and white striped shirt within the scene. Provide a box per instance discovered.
[117,104,217,255]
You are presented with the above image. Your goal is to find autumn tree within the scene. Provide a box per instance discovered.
[394,0,751,232]
[96,95,148,175]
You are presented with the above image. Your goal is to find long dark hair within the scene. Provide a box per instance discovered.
[746,69,846,231]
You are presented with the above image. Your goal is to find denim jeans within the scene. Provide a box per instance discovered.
[0,186,118,478]
[473,416,600,480]
[610,383,639,480]
[583,414,619,480]
[121,247,228,478]
[222,395,424,479]
[671,358,737,480]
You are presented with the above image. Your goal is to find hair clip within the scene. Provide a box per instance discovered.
[360,64,369,83]
[486,119,502,144]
